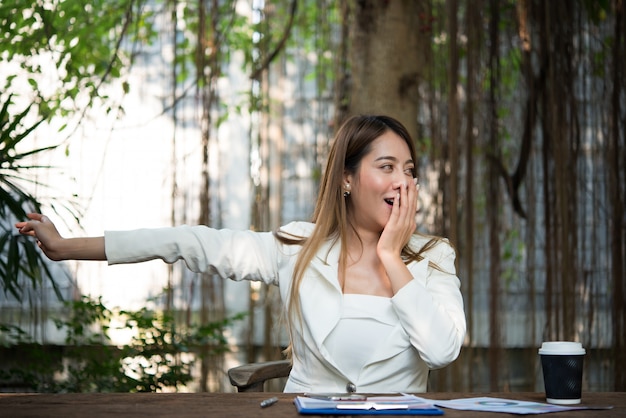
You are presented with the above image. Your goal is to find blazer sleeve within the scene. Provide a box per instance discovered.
[104,225,282,285]
[390,239,466,369]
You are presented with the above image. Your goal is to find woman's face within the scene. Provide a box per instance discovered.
[345,130,415,234]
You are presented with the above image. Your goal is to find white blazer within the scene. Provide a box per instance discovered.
[105,221,466,393]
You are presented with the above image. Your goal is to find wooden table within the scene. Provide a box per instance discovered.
[0,392,622,417]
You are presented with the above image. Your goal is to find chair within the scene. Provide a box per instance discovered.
[228,359,292,392]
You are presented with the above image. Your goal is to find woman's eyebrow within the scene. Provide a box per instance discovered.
[374,156,414,165]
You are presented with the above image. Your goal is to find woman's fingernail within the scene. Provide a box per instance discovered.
[413,178,418,185]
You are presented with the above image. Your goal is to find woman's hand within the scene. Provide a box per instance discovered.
[378,178,418,258]
[377,178,419,293]
[15,213,106,261]
[15,213,66,260]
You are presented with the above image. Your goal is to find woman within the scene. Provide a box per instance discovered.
[16,114,466,393]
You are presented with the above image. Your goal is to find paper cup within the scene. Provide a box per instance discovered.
[538,341,585,405]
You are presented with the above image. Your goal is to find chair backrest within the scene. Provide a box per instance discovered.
[228,359,292,392]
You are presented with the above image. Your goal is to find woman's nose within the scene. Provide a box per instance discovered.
[392,178,408,190]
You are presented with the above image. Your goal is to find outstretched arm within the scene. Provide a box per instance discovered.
[15,213,106,261]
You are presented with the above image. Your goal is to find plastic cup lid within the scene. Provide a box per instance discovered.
[538,341,586,355]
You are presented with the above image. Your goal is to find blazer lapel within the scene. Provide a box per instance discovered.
[299,238,346,371]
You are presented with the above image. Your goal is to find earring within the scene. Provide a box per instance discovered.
[343,183,351,197]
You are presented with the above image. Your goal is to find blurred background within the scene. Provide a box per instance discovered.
[1,0,624,393]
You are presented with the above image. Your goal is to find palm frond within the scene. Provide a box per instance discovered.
[0,94,65,303]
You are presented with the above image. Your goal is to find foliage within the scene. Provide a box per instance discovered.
[0,0,155,120]
[0,324,63,392]
[0,0,157,303]
[0,295,246,393]
[0,94,62,301]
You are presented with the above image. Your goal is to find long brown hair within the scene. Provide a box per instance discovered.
[275,115,444,358]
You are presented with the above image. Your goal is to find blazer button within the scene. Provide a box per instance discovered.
[346,382,357,393]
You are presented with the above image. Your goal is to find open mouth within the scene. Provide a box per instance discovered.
[384,198,395,206]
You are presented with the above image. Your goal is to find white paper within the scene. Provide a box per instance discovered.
[434,397,612,415]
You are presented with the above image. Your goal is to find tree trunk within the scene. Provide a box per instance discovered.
[446,0,459,250]
[487,0,502,391]
[196,0,225,392]
[344,0,426,139]
[609,0,625,391]
[463,0,482,391]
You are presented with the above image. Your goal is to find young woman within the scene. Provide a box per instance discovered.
[16,114,466,393]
